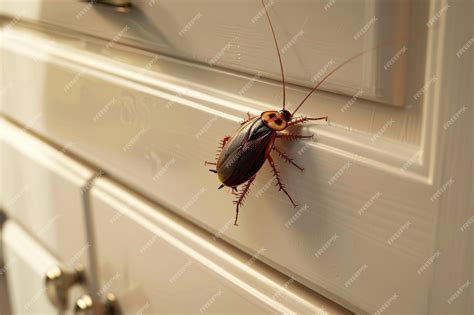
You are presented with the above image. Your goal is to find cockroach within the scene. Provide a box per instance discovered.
[206,0,391,225]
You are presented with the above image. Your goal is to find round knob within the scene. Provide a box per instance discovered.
[45,264,85,310]
[75,293,119,315]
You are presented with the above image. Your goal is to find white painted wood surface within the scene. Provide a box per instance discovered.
[0,118,95,269]
[0,26,435,313]
[3,220,61,314]
[90,177,349,314]
[421,0,473,313]
[0,0,429,106]
[0,0,472,313]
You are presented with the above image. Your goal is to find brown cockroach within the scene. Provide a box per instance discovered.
[206,0,391,225]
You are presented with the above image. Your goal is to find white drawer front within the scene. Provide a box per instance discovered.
[2,220,87,314]
[0,118,95,266]
[0,25,436,313]
[1,10,472,314]
[3,221,59,314]
[90,178,347,314]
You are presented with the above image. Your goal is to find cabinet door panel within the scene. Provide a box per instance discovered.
[1,7,471,313]
[90,178,348,314]
[3,221,60,314]
[0,118,95,267]
[0,26,435,313]
[0,0,425,106]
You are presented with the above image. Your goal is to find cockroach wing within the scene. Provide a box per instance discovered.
[217,118,276,187]
[218,118,259,165]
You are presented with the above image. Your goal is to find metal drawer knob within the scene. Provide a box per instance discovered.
[75,293,119,315]
[45,264,85,310]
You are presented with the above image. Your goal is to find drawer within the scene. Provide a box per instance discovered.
[0,26,438,313]
[2,220,88,314]
[90,177,349,314]
[0,117,96,266]
[1,3,473,315]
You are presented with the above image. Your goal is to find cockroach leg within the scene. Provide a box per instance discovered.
[206,136,231,166]
[219,136,231,148]
[227,186,239,196]
[233,176,256,225]
[267,155,298,208]
[273,147,304,172]
[216,136,231,155]
[215,136,231,156]
[276,133,313,141]
[240,113,258,126]
[288,116,328,127]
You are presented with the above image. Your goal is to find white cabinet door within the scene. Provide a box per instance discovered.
[0,0,423,106]
[89,178,349,314]
[2,220,78,314]
[0,3,472,314]
[0,117,95,270]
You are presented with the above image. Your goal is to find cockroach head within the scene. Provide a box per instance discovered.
[279,109,292,121]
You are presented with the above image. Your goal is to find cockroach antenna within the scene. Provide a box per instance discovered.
[290,13,439,117]
[291,42,391,116]
[261,0,286,109]
[261,0,403,116]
